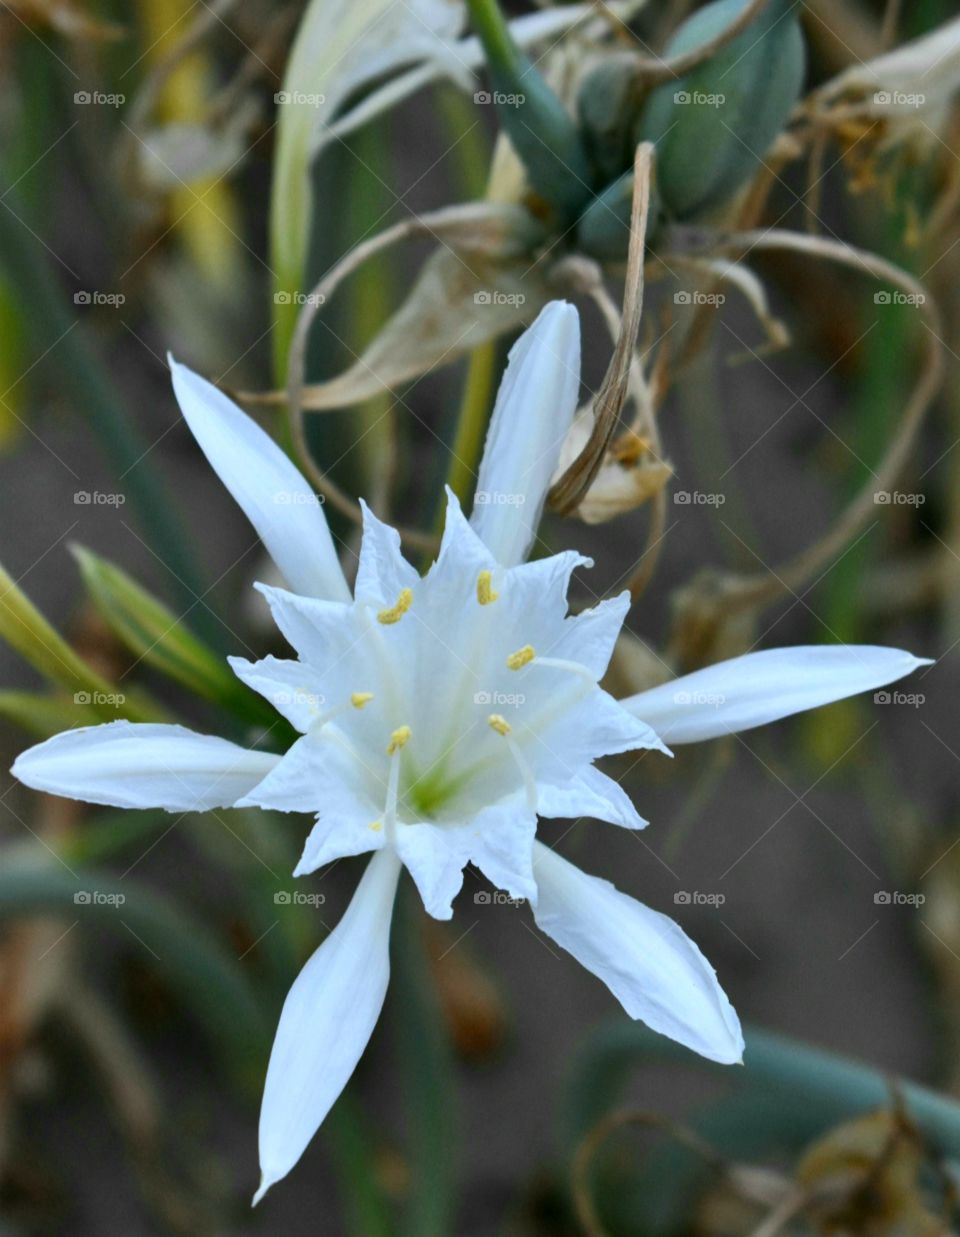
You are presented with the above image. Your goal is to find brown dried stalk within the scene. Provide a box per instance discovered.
[675,228,943,617]
[549,143,655,515]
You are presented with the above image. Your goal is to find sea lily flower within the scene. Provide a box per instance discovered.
[10,303,930,1202]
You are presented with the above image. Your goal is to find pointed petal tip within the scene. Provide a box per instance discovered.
[251,1173,275,1207]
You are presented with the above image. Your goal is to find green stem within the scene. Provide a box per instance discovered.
[393,880,459,1237]
[443,341,498,513]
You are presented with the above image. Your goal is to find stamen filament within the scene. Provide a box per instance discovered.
[532,655,597,685]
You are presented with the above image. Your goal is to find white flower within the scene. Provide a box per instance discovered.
[11,303,930,1202]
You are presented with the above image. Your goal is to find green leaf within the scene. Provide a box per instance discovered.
[0,690,105,738]
[565,1019,960,1233]
[71,545,276,728]
[0,559,166,724]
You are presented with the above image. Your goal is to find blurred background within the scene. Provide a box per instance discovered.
[0,0,958,1233]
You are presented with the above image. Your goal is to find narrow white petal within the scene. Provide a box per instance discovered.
[169,358,350,602]
[12,722,277,811]
[255,848,401,1203]
[470,302,581,566]
[354,499,419,609]
[395,801,538,919]
[537,766,647,830]
[228,655,326,732]
[532,843,743,1064]
[621,645,932,744]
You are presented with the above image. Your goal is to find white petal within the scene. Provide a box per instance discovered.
[531,843,743,1064]
[354,499,419,609]
[169,358,350,602]
[395,801,538,919]
[470,302,581,566]
[12,722,277,812]
[255,848,401,1203]
[228,655,327,732]
[550,592,630,679]
[254,584,354,666]
[620,645,932,744]
[236,735,386,872]
[537,766,647,829]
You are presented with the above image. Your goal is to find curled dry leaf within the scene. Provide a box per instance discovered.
[245,204,551,411]
[554,410,672,524]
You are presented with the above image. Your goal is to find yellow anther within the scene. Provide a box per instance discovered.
[387,725,412,754]
[476,570,499,605]
[351,692,374,709]
[506,644,535,671]
[488,713,512,736]
[369,820,383,832]
[377,587,413,625]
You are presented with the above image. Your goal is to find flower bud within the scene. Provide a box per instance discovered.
[635,0,806,220]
